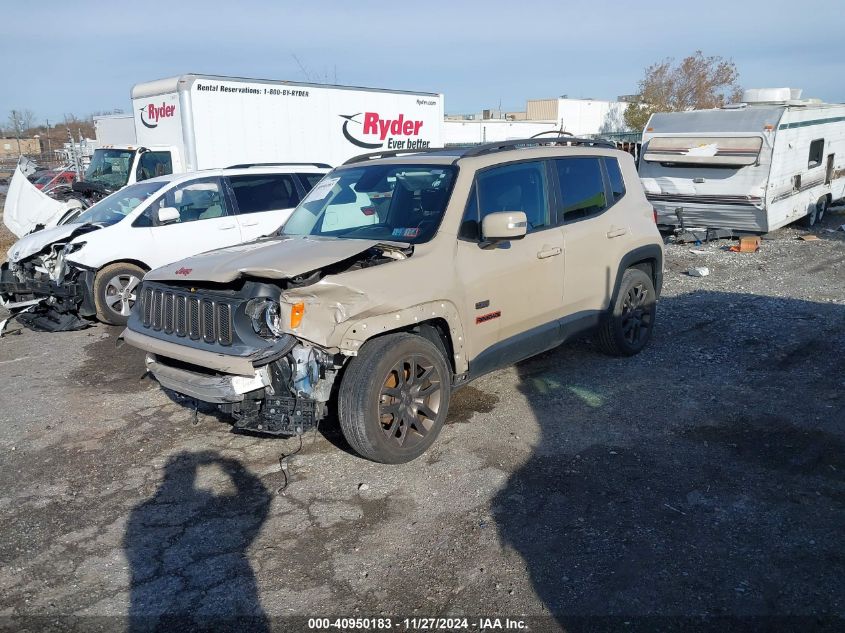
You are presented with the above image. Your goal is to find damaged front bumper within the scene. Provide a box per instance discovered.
[0,262,96,330]
[126,326,338,436]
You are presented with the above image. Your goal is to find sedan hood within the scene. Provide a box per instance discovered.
[3,162,81,237]
[145,235,389,283]
[7,223,95,263]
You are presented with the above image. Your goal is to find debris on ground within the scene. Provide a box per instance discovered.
[687,266,711,277]
[729,235,761,253]
[798,235,821,242]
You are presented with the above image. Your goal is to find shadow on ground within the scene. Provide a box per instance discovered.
[124,451,271,632]
[493,291,845,630]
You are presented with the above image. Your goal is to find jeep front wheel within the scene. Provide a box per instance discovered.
[596,268,657,356]
[338,333,452,464]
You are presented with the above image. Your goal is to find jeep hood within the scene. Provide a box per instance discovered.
[3,161,81,238]
[7,223,97,263]
[145,235,395,283]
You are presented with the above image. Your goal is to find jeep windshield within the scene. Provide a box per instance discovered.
[73,181,165,227]
[83,148,136,190]
[282,164,456,244]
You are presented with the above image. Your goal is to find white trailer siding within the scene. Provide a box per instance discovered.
[131,75,443,171]
[766,106,845,229]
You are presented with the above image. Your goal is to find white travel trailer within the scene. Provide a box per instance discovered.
[639,88,845,232]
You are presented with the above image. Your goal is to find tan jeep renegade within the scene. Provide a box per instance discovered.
[123,139,664,463]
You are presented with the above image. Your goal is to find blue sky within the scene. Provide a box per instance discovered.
[2,0,842,123]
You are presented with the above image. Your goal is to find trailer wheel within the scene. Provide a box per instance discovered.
[801,202,819,228]
[338,332,451,464]
[93,263,145,326]
[816,196,829,223]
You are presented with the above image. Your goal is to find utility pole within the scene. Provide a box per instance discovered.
[10,110,22,157]
[45,118,52,162]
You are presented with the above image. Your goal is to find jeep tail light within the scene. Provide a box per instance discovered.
[361,206,376,216]
[290,302,305,329]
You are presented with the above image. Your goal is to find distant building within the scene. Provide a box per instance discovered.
[443,118,560,146]
[526,97,629,136]
[0,137,41,157]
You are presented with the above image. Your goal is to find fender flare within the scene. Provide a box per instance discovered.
[338,300,468,373]
[611,244,664,306]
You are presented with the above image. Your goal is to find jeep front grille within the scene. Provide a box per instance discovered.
[141,286,234,346]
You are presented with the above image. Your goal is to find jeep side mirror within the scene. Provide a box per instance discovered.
[481,211,528,242]
[157,206,180,225]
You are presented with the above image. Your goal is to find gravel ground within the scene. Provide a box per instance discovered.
[0,211,843,632]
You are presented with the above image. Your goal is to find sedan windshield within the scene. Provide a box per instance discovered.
[282,164,456,244]
[84,149,135,189]
[74,181,166,227]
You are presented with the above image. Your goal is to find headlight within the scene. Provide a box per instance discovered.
[246,298,284,339]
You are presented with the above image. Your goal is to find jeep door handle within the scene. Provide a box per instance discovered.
[537,246,562,259]
[606,226,628,238]
[218,222,237,230]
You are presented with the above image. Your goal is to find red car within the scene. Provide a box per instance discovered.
[33,170,76,191]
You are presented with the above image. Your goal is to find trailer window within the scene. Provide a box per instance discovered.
[228,174,300,213]
[808,139,824,169]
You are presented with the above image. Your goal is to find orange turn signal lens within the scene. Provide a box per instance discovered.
[290,302,305,328]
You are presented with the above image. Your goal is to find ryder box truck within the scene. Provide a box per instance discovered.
[5,74,443,236]
[131,73,444,172]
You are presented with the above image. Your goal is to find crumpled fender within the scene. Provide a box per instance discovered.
[283,279,468,373]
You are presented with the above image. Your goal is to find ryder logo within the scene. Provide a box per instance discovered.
[340,112,429,150]
[139,102,176,129]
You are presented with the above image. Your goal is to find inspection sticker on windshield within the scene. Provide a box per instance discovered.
[303,177,339,202]
[392,227,419,238]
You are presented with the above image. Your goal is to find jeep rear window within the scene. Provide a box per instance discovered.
[281,165,456,244]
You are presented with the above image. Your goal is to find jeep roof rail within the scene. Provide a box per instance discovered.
[226,162,332,169]
[460,136,617,158]
[342,148,454,165]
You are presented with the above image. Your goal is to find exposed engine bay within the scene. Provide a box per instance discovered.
[0,225,101,332]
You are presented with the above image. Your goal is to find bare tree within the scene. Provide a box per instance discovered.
[624,51,743,131]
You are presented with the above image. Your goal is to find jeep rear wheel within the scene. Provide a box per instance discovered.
[93,262,145,326]
[338,333,451,464]
[596,268,657,357]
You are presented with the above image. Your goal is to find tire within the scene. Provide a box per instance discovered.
[338,332,452,464]
[93,262,146,326]
[801,202,819,228]
[596,268,657,357]
[816,196,829,223]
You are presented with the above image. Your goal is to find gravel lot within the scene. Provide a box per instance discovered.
[0,210,843,631]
